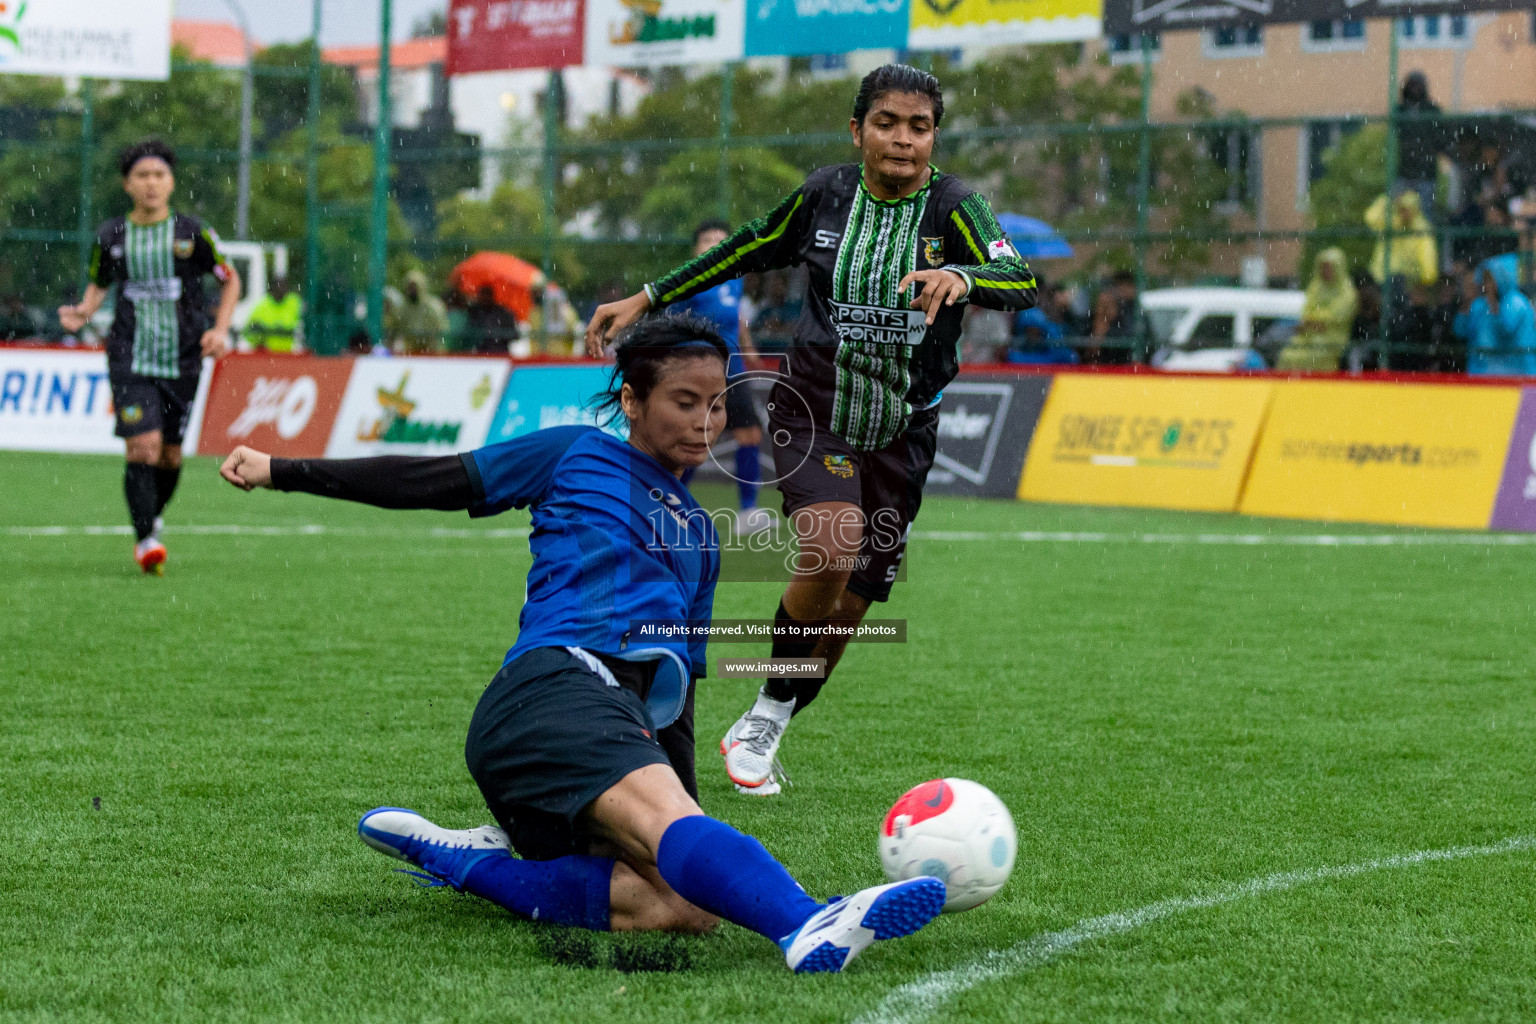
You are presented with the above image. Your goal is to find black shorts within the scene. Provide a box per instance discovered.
[110,372,200,444]
[464,647,673,862]
[768,392,939,604]
[724,381,760,432]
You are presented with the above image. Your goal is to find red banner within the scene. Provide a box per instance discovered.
[447,0,584,74]
[197,355,354,458]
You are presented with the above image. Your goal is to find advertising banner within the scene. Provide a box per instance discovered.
[1240,380,1521,529]
[196,355,355,459]
[1103,0,1529,36]
[326,357,510,458]
[744,0,909,57]
[0,349,117,453]
[1485,388,1536,532]
[1019,374,1274,512]
[447,0,584,73]
[0,0,171,80]
[584,0,745,67]
[926,374,1051,499]
[909,0,1101,49]
[485,364,621,444]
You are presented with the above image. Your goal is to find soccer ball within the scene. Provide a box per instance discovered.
[879,778,1017,913]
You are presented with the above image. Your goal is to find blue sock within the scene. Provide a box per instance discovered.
[655,815,820,943]
[734,445,760,509]
[461,852,613,931]
[680,466,696,487]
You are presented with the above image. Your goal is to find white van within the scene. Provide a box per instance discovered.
[1144,287,1305,372]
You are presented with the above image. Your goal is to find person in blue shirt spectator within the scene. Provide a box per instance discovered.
[1009,283,1079,366]
[215,314,943,972]
[669,220,772,534]
[1455,253,1536,375]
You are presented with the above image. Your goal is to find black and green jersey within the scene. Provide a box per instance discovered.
[646,165,1037,450]
[90,212,230,380]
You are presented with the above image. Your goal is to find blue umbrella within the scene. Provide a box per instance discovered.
[995,213,1073,260]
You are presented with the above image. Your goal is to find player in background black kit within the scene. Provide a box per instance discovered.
[58,139,240,574]
[587,65,1037,794]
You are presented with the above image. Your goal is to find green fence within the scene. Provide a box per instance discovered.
[1,36,1532,368]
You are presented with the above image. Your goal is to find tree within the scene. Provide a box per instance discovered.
[1304,123,1383,280]
[411,9,448,38]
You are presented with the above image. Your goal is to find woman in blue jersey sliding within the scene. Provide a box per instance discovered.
[218,314,943,973]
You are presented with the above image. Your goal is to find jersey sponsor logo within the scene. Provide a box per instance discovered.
[122,278,183,302]
[227,376,319,441]
[987,238,1019,262]
[922,237,945,267]
[828,300,928,347]
[822,454,854,479]
[172,238,194,259]
[814,229,840,249]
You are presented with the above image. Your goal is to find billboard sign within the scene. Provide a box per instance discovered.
[1487,388,1536,532]
[195,355,355,459]
[926,374,1052,499]
[447,0,585,73]
[584,0,746,67]
[485,364,622,444]
[910,0,1102,48]
[0,349,117,453]
[1103,0,1530,36]
[744,0,909,57]
[0,0,171,80]
[1019,374,1274,512]
[327,357,510,458]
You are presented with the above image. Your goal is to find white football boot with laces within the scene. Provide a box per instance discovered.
[721,691,794,793]
[781,877,947,973]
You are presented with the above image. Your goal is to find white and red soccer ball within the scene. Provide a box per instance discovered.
[880,778,1017,912]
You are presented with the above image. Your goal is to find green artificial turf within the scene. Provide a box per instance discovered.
[2,450,1534,1023]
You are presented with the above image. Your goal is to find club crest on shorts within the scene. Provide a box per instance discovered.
[922,237,945,267]
[121,404,143,424]
[172,237,194,259]
[823,454,854,479]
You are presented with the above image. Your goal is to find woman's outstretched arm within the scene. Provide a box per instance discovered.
[220,445,476,511]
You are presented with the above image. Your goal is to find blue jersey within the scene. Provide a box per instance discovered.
[670,279,745,375]
[464,426,719,691]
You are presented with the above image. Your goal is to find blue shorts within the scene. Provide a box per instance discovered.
[464,647,672,861]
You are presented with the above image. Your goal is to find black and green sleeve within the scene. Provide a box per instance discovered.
[646,187,809,307]
[88,231,112,289]
[945,192,1038,311]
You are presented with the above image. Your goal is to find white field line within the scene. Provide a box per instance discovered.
[8,524,1536,547]
[855,834,1536,1024]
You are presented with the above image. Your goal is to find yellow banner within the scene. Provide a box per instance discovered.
[1019,375,1275,512]
[907,0,1102,47]
[1239,380,1521,528]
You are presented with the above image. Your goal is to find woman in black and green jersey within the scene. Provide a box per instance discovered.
[58,139,240,575]
[586,65,1038,795]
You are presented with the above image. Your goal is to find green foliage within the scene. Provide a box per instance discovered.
[1305,124,1386,280]
[432,180,586,289]
[252,41,360,146]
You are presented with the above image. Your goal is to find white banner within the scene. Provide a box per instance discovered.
[0,0,172,81]
[584,0,744,67]
[325,357,511,458]
[0,349,118,453]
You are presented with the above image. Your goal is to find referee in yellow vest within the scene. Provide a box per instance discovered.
[245,276,303,353]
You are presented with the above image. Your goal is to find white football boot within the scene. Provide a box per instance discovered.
[781,877,947,973]
[357,807,512,888]
[721,690,794,792]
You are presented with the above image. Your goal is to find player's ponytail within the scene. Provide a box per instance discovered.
[591,312,730,426]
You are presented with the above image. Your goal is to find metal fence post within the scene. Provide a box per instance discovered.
[1377,20,1400,370]
[366,0,393,349]
[75,79,96,295]
[541,68,561,282]
[303,0,324,352]
[717,62,735,222]
[1133,33,1154,363]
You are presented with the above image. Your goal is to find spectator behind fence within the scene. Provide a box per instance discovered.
[1397,72,1444,221]
[464,284,521,355]
[245,276,302,353]
[1456,253,1536,376]
[1088,270,1138,365]
[389,269,449,354]
[1278,248,1357,371]
[1344,271,1383,371]
[1009,284,1078,365]
[1365,191,1438,289]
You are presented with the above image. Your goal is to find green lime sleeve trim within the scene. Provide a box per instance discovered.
[950,209,987,262]
[655,191,805,305]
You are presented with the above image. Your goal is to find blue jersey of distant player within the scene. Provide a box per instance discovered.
[461,425,719,722]
[670,280,746,376]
